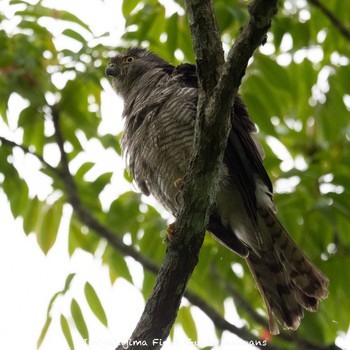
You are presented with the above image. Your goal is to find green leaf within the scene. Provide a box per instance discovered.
[177,307,197,343]
[103,245,133,284]
[37,202,63,254]
[62,29,86,44]
[63,273,76,292]
[68,217,100,256]
[71,299,89,343]
[75,162,95,180]
[255,54,290,91]
[22,196,41,235]
[60,315,74,350]
[9,179,29,218]
[91,172,113,195]
[106,191,142,238]
[122,0,140,17]
[84,282,108,327]
[166,13,178,57]
[37,316,52,349]
[15,6,91,32]
[19,106,45,154]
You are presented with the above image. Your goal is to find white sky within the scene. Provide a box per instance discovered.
[0,0,348,349]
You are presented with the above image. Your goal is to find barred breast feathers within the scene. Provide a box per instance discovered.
[121,67,198,211]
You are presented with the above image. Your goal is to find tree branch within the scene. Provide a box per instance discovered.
[185,0,224,92]
[118,1,278,349]
[0,136,56,174]
[308,0,350,42]
[184,291,284,350]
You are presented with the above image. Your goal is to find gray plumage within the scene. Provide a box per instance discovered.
[106,47,329,334]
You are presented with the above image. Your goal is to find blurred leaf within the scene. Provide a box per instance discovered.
[177,307,198,343]
[15,6,91,32]
[122,0,140,17]
[71,299,89,343]
[8,179,29,218]
[37,316,52,349]
[19,106,45,155]
[37,201,63,254]
[60,315,74,350]
[62,29,86,43]
[75,162,95,180]
[103,245,133,284]
[84,282,108,327]
[68,217,100,256]
[63,273,76,292]
[22,196,41,235]
[166,13,178,57]
[106,191,142,239]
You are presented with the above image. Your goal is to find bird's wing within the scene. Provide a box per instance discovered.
[225,95,273,224]
[174,63,273,224]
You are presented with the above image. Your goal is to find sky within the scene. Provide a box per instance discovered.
[0,0,258,349]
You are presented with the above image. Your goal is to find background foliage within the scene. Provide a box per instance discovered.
[1,0,349,349]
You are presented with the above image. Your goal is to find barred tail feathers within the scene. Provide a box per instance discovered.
[245,208,329,334]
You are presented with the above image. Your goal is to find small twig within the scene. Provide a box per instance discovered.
[308,0,350,42]
[0,136,56,173]
[185,291,286,350]
[211,264,269,328]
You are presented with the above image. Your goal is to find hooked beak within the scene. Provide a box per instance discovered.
[105,63,118,77]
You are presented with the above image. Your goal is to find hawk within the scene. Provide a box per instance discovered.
[106,47,328,334]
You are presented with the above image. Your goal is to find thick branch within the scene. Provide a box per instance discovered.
[221,0,277,95]
[185,0,224,92]
[308,0,350,42]
[120,1,278,349]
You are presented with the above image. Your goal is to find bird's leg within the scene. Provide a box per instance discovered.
[166,221,176,242]
[174,177,184,190]
[174,177,185,206]
[168,177,186,241]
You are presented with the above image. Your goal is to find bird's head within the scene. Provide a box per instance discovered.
[106,47,173,96]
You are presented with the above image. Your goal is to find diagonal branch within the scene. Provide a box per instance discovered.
[308,0,350,42]
[0,136,56,173]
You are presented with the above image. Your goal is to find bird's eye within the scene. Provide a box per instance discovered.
[125,56,135,63]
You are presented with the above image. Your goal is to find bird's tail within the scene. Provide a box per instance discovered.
[245,208,329,335]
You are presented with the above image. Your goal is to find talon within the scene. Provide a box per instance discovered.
[175,191,183,206]
[166,222,176,242]
[174,177,184,190]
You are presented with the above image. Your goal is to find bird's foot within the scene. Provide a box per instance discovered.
[174,177,184,190]
[166,221,176,242]
[174,177,184,206]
